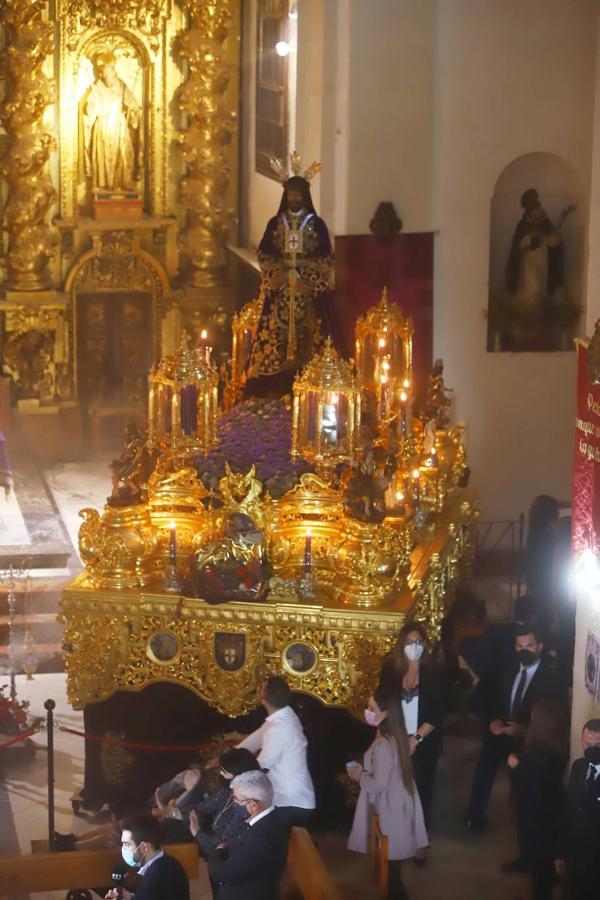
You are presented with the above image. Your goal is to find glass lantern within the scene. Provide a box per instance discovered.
[354,287,414,431]
[292,338,361,469]
[148,331,219,456]
[227,296,263,406]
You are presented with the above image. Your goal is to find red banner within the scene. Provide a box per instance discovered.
[573,342,600,558]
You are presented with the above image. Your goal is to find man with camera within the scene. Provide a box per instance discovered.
[104,813,189,900]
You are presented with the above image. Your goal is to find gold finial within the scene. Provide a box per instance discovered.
[153,329,217,387]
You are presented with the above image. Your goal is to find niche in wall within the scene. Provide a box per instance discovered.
[487,152,585,352]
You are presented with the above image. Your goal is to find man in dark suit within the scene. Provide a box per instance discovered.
[465,624,565,838]
[208,769,290,900]
[555,719,600,900]
[105,813,189,900]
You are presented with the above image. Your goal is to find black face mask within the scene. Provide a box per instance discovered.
[516,648,537,667]
[584,746,600,765]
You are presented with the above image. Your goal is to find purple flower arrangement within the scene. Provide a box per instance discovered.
[195,398,313,498]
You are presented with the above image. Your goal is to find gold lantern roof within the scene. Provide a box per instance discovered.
[355,286,413,339]
[153,331,218,387]
[294,337,360,394]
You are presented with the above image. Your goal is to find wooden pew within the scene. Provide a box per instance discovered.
[0,827,340,900]
[285,826,343,900]
[0,842,198,896]
[369,813,389,897]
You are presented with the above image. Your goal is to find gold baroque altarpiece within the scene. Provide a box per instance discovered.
[0,0,240,406]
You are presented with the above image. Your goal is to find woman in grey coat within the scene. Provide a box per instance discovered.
[347,688,428,899]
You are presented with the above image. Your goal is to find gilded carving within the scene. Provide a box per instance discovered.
[3,304,70,401]
[61,612,126,708]
[63,0,169,53]
[218,463,265,524]
[176,0,237,286]
[0,0,57,290]
[78,504,158,589]
[59,588,401,714]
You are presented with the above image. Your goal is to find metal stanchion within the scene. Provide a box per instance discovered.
[45,698,56,850]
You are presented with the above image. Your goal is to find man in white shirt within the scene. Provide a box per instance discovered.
[237,676,315,825]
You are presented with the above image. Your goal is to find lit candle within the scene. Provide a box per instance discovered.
[169,520,177,565]
[403,377,410,389]
[304,528,312,574]
[380,374,388,418]
[399,390,407,434]
[396,490,405,514]
[148,383,156,435]
[412,468,420,505]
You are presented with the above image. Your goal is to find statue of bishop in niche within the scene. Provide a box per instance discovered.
[83,51,142,196]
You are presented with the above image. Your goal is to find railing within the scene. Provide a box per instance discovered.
[472,515,526,619]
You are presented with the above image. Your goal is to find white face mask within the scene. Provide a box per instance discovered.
[404,643,424,662]
[122,843,142,868]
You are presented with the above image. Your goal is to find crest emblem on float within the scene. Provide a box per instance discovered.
[214,633,246,671]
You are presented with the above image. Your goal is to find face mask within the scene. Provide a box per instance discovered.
[517,648,537,667]
[235,799,253,820]
[122,844,141,869]
[364,709,383,727]
[584,746,600,765]
[404,643,424,662]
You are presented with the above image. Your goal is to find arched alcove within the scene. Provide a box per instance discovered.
[487,152,585,352]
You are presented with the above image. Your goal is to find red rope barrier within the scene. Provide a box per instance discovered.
[0,727,38,749]
[57,725,236,753]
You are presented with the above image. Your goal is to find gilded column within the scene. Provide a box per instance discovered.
[0,0,56,291]
[176,0,237,289]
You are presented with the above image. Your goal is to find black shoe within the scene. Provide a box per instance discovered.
[53,831,76,851]
[501,858,529,874]
[464,816,487,834]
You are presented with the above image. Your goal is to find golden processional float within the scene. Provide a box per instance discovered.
[60,288,477,719]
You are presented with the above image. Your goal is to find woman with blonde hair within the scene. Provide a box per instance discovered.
[347,687,428,899]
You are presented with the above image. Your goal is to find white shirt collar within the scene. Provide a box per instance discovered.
[265,705,290,722]
[138,849,164,876]
[249,805,275,826]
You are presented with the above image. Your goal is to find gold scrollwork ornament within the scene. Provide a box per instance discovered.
[78,505,158,589]
[0,0,57,289]
[176,0,237,286]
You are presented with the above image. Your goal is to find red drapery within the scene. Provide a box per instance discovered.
[572,342,600,558]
